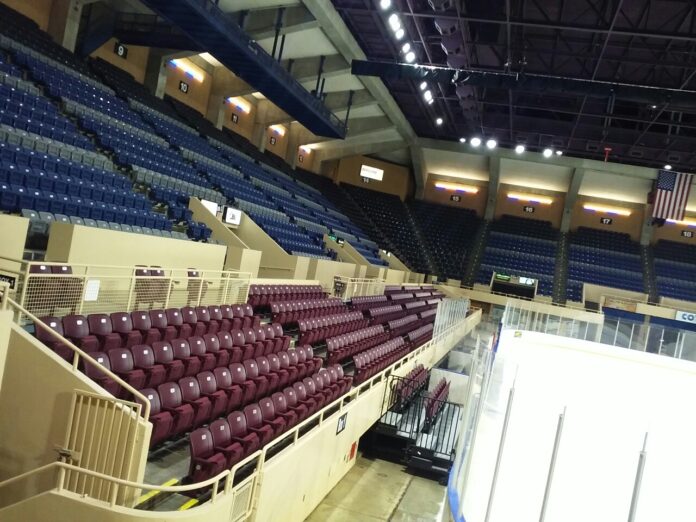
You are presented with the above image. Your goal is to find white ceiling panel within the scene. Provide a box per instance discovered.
[423,148,490,182]
[301,71,364,93]
[580,170,653,203]
[500,159,573,192]
[334,104,383,119]
[256,27,336,59]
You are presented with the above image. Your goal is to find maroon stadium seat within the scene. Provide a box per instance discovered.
[179,376,212,428]
[157,382,195,437]
[137,388,173,447]
[188,427,227,482]
[208,419,243,468]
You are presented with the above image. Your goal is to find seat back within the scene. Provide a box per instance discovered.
[179,376,202,402]
[292,381,308,401]
[227,411,249,437]
[149,310,167,329]
[242,328,256,344]
[208,306,222,321]
[230,329,245,346]
[110,312,133,334]
[63,314,89,338]
[271,392,288,415]
[197,371,217,395]
[258,397,276,422]
[229,363,247,384]
[138,388,162,416]
[213,367,233,388]
[131,345,155,368]
[284,387,299,408]
[172,339,191,359]
[109,348,135,373]
[210,418,232,448]
[217,331,233,350]
[203,333,220,355]
[243,359,259,379]
[181,306,198,325]
[152,341,174,364]
[190,427,214,458]
[165,308,183,327]
[36,316,64,342]
[189,336,206,357]
[256,356,271,376]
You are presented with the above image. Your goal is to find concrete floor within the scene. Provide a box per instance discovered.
[306,456,447,522]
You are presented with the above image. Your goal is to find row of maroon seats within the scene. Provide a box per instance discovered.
[350,295,388,310]
[188,366,352,481]
[36,305,262,353]
[404,300,431,315]
[366,304,406,325]
[137,351,327,448]
[385,285,435,295]
[425,378,450,427]
[269,298,346,325]
[353,338,409,384]
[325,325,390,365]
[248,284,325,308]
[297,311,368,345]
[387,314,419,338]
[407,323,434,350]
[394,364,427,407]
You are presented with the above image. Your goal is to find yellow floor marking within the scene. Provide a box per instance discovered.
[178,498,200,511]
[136,477,179,505]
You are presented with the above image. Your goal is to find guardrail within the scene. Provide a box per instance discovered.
[332,276,386,301]
[0,257,250,325]
[0,297,479,516]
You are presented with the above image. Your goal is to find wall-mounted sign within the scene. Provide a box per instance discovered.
[0,273,16,289]
[113,41,128,59]
[523,205,535,213]
[676,310,696,325]
[682,230,693,238]
[231,113,239,124]
[450,195,461,202]
[178,81,189,94]
[600,217,613,225]
[336,413,347,435]
[269,136,277,146]
[359,164,384,181]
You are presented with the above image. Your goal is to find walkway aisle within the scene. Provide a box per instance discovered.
[306,455,447,521]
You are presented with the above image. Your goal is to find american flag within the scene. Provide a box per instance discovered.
[652,169,693,221]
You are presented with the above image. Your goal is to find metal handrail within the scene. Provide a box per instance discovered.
[0,287,150,420]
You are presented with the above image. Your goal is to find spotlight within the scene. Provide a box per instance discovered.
[380,0,391,9]
[664,164,672,170]
[435,117,443,126]
[459,137,466,143]
[651,104,657,109]
[395,28,405,39]
[555,150,563,156]
[515,144,525,154]
[420,81,427,91]
[423,90,433,103]
[427,98,434,105]
[470,137,482,147]
[405,51,416,63]
[486,139,497,149]
[388,14,401,31]
[543,148,553,158]
[402,42,411,53]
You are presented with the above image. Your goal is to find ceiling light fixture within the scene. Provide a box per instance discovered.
[388,13,401,31]
[515,144,525,154]
[583,203,632,217]
[225,96,251,114]
[420,81,427,91]
[401,42,411,53]
[435,117,443,126]
[667,218,696,227]
[508,192,553,205]
[555,150,563,156]
[470,137,482,147]
[664,164,672,170]
[423,90,433,103]
[405,51,416,63]
[459,137,466,143]
[394,28,405,39]
[380,0,392,10]
[543,148,553,158]
[435,181,479,194]
[486,139,497,149]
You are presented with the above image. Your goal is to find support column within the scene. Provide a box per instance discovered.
[285,121,303,169]
[410,145,426,199]
[252,100,271,153]
[484,156,501,221]
[640,207,655,246]
[560,167,585,233]
[48,0,89,52]
[143,51,169,99]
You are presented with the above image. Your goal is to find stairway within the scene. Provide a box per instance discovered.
[641,244,659,303]
[461,220,491,287]
[552,232,570,304]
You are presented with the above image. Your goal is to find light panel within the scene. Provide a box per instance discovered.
[435,181,479,194]
[168,58,205,82]
[583,203,632,216]
[226,96,251,114]
[508,192,553,205]
[269,124,286,136]
[667,218,696,227]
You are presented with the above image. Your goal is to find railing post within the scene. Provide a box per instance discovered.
[627,433,648,522]
[539,408,566,522]
[484,385,515,522]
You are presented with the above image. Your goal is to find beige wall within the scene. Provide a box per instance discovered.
[164,64,212,117]
[222,102,254,141]
[1,0,53,30]
[333,156,412,200]
[570,196,644,241]
[423,177,487,216]
[495,183,564,227]
[0,215,29,276]
[45,223,227,271]
[264,126,289,159]
[90,38,150,84]
[652,218,696,245]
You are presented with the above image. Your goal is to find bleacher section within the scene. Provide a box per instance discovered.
[341,183,431,273]
[477,215,558,296]
[408,200,480,281]
[653,240,696,302]
[567,227,645,301]
[31,280,443,484]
